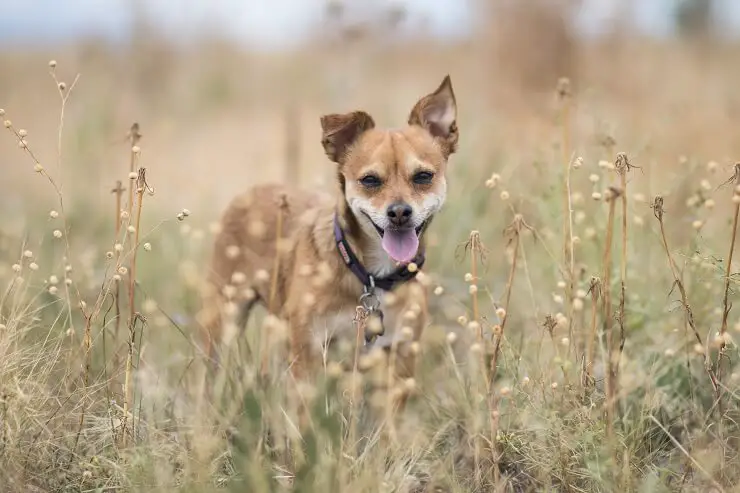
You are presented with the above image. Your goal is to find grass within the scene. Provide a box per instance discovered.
[1,33,740,492]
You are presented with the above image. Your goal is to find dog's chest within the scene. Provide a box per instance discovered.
[308,289,395,349]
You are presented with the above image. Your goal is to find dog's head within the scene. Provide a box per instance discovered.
[320,76,458,264]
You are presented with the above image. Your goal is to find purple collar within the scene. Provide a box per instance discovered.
[333,214,425,291]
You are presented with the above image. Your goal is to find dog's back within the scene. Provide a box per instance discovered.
[198,184,325,353]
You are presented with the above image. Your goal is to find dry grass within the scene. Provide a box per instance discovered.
[1,12,740,492]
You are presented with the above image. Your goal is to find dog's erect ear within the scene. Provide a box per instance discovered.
[320,111,375,163]
[408,75,458,156]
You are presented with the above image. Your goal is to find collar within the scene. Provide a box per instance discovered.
[333,213,425,292]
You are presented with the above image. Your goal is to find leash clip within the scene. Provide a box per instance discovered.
[357,276,384,346]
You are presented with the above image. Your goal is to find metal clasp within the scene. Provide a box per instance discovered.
[356,276,384,346]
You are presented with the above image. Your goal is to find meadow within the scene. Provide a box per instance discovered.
[2,11,740,492]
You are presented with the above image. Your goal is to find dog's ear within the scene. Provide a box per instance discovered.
[320,111,375,163]
[408,75,458,157]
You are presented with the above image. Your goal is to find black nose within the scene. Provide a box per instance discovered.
[386,202,413,227]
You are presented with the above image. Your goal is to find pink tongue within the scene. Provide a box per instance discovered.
[381,229,419,263]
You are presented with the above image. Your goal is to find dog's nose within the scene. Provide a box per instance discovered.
[386,202,413,227]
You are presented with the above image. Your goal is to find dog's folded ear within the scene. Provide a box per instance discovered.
[320,111,375,163]
[408,75,458,157]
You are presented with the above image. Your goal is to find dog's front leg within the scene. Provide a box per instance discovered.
[393,279,429,380]
[285,305,315,381]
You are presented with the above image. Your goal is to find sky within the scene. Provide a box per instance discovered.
[2,0,740,49]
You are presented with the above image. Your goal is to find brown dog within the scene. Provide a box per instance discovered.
[198,76,458,380]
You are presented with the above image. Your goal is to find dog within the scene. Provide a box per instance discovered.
[198,76,459,382]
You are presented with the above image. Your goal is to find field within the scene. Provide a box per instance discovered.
[2,9,740,493]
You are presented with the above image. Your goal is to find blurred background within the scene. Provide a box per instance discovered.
[2,0,740,240]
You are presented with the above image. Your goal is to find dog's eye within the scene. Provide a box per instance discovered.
[359,175,382,188]
[412,171,434,185]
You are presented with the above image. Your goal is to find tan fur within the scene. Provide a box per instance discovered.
[198,76,459,381]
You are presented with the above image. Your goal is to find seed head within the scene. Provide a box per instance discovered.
[557,280,566,289]
[127,225,136,234]
[591,192,602,201]
[470,343,482,354]
[572,298,584,311]
[114,243,123,253]
[589,174,600,183]
[48,286,58,295]
[700,179,711,191]
[131,145,141,154]
[573,156,583,169]
[65,278,72,286]
[500,386,512,396]
[407,262,418,273]
[255,269,270,283]
[49,210,59,219]
[500,190,510,201]
[118,266,128,275]
[23,250,33,258]
[11,263,21,273]
[551,382,558,390]
[128,172,137,180]
[692,220,703,230]
[225,245,240,259]
[143,242,152,251]
[468,284,478,294]
[467,320,480,333]
[434,285,444,296]
[492,324,502,335]
[553,294,564,304]
[112,274,121,282]
[3,120,11,128]
[0,109,4,116]
[400,326,414,340]
[485,173,501,189]
[457,315,468,326]
[560,336,569,347]
[49,275,59,285]
[383,292,398,306]
[446,331,457,344]
[495,307,506,319]
[29,262,39,271]
[367,315,383,335]
[48,60,57,68]
[33,163,44,173]
[326,361,343,379]
[464,272,473,282]
[693,343,705,355]
[181,208,191,217]
[522,376,530,385]
[734,195,740,205]
[404,378,417,393]
[58,82,66,91]
[18,129,27,138]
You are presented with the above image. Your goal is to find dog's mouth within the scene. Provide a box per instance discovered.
[363,212,428,264]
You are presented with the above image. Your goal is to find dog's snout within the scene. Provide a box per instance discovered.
[386,202,413,227]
